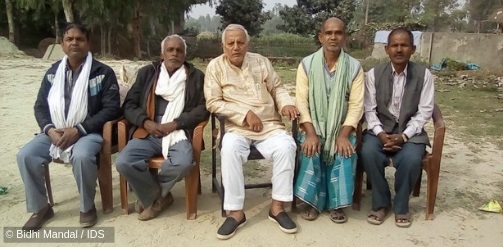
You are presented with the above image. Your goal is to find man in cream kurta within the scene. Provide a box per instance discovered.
[204,24,299,240]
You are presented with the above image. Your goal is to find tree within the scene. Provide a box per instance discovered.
[5,0,15,43]
[467,0,503,32]
[421,0,459,31]
[279,0,357,36]
[62,0,74,22]
[261,3,285,34]
[216,0,271,36]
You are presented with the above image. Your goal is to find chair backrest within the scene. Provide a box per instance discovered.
[430,103,446,163]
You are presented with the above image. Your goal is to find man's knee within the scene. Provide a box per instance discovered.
[115,151,131,173]
[71,151,97,166]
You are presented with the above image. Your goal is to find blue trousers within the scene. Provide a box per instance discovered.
[360,133,425,215]
[115,136,193,208]
[17,133,103,213]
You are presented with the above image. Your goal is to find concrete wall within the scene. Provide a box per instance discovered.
[371,32,503,72]
[421,32,503,72]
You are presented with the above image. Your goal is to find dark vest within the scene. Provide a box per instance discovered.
[373,62,429,145]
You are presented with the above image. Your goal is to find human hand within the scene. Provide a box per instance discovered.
[144,120,165,138]
[159,122,178,136]
[380,133,403,152]
[55,127,80,150]
[245,110,263,132]
[335,136,355,158]
[301,133,320,157]
[281,105,300,121]
[47,128,62,145]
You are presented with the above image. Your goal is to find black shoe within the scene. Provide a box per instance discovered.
[216,214,247,240]
[80,205,97,228]
[268,211,297,233]
[22,204,54,231]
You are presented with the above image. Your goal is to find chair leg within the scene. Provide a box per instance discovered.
[413,170,423,197]
[97,155,113,214]
[120,175,129,215]
[425,169,439,220]
[44,165,54,206]
[185,164,200,220]
[198,175,202,195]
[352,159,364,211]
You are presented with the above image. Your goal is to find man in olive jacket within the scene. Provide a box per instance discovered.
[116,34,209,221]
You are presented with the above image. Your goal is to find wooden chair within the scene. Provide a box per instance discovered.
[44,118,122,214]
[352,103,446,220]
[117,120,208,220]
[211,113,299,217]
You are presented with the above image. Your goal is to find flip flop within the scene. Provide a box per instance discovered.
[395,214,412,228]
[300,207,320,221]
[367,208,388,225]
[329,209,347,224]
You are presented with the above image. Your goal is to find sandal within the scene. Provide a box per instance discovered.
[300,207,319,221]
[329,209,347,223]
[367,208,388,225]
[395,214,412,228]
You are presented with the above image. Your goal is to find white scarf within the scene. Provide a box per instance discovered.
[155,63,187,158]
[47,52,92,163]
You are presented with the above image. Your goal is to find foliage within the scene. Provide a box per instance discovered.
[216,0,271,36]
[278,0,356,36]
[186,15,222,33]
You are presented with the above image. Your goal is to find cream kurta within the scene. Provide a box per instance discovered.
[204,52,295,140]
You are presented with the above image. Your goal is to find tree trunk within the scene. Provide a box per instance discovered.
[62,0,74,22]
[364,0,370,25]
[5,0,15,44]
[54,12,61,43]
[132,6,142,59]
[100,25,106,56]
[107,26,113,55]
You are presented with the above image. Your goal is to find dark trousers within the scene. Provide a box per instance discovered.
[361,133,425,215]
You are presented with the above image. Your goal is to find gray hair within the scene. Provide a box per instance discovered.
[221,24,250,44]
[161,34,187,54]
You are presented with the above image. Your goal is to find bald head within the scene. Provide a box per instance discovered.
[321,17,346,34]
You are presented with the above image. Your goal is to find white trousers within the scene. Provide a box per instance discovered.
[221,131,296,210]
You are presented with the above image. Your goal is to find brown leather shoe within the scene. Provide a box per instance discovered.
[22,204,54,231]
[135,199,144,214]
[80,206,97,228]
[138,193,174,221]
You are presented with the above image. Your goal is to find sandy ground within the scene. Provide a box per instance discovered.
[0,57,502,247]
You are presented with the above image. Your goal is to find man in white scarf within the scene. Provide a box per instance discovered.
[116,35,209,221]
[17,23,121,231]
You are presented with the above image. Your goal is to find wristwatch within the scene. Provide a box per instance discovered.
[401,133,409,142]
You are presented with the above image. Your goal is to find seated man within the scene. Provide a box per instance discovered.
[204,24,299,240]
[17,23,121,230]
[294,17,364,223]
[116,34,209,221]
[362,27,434,228]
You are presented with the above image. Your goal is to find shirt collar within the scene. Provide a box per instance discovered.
[391,63,408,76]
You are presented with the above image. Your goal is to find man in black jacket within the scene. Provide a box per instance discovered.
[17,23,121,230]
[116,34,209,221]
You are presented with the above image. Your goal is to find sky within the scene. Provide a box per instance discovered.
[188,0,298,18]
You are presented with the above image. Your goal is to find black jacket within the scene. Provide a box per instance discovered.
[122,61,209,139]
[34,59,122,135]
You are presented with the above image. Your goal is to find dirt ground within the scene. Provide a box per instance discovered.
[0,57,502,247]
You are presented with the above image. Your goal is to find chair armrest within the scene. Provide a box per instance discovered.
[117,119,130,152]
[211,113,227,150]
[430,104,446,168]
[102,117,124,155]
[192,120,208,162]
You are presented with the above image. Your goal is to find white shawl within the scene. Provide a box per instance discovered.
[155,63,187,158]
[47,52,92,163]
